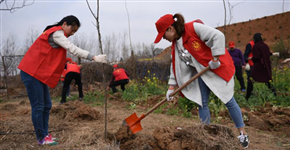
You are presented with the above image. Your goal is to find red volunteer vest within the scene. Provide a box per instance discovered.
[113,68,129,81]
[248,40,255,66]
[66,63,81,74]
[18,26,67,88]
[171,20,235,82]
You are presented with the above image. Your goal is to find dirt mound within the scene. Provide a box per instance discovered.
[109,124,240,150]
[240,102,290,134]
[50,100,100,121]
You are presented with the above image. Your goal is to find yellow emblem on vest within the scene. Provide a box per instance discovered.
[192,41,201,51]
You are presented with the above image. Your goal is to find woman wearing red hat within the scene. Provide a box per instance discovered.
[154,13,249,148]
[18,15,107,145]
[107,64,129,93]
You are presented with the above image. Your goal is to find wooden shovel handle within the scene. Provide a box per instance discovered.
[144,66,210,116]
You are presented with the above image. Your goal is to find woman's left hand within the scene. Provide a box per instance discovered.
[208,60,221,69]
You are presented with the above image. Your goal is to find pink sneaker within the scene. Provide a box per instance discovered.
[37,136,58,145]
[48,134,58,141]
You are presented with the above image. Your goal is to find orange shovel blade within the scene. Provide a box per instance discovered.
[124,112,143,134]
[129,121,142,134]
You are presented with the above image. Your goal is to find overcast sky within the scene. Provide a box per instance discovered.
[1,0,289,54]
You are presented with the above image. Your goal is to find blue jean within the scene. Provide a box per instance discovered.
[198,77,245,128]
[21,71,51,141]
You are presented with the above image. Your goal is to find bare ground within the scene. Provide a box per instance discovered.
[0,92,290,150]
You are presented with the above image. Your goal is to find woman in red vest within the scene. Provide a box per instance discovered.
[18,15,107,145]
[154,13,249,148]
[107,64,129,93]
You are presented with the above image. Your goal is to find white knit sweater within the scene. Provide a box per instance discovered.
[51,30,94,60]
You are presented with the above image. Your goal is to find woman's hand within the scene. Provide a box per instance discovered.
[93,54,107,63]
[208,59,221,69]
[166,85,175,101]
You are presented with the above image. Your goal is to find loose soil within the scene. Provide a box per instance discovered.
[1,91,290,150]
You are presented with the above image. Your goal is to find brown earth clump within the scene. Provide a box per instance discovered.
[50,100,100,121]
[108,123,241,150]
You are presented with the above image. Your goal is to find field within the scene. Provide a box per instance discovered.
[1,71,290,150]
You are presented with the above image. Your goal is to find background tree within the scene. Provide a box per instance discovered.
[22,28,39,54]
[1,33,18,76]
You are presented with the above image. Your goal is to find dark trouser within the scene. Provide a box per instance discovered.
[245,66,253,100]
[245,66,253,80]
[246,80,277,100]
[61,72,83,103]
[62,81,70,96]
[110,79,129,93]
[235,66,245,90]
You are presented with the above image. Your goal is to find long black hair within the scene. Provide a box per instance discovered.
[43,15,81,32]
[253,33,263,44]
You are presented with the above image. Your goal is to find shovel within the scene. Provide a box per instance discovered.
[124,66,210,134]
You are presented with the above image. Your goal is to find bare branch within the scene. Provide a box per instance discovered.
[0,0,34,13]
[125,0,133,51]
[86,0,103,54]
[222,0,226,34]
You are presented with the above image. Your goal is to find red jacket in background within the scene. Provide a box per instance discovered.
[66,63,81,74]
[248,40,255,66]
[18,26,67,88]
[113,68,129,81]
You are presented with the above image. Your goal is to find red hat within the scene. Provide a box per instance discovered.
[113,64,118,68]
[154,14,175,43]
[66,57,72,62]
[229,41,235,48]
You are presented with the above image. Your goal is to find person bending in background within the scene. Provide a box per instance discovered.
[153,13,249,148]
[246,33,279,100]
[18,15,107,145]
[107,64,129,93]
[228,41,246,92]
[60,60,83,104]
[60,58,72,97]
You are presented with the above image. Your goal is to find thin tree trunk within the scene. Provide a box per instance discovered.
[85,0,107,141]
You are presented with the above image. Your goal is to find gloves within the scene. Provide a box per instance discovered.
[94,54,107,63]
[208,60,221,69]
[166,89,174,101]
[272,52,280,57]
[245,63,250,71]
[282,58,290,63]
